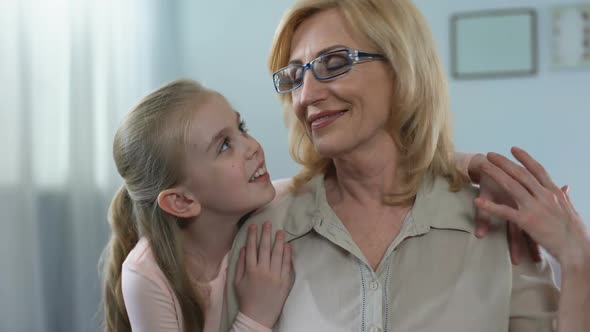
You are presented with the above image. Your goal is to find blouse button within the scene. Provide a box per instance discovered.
[369,281,379,290]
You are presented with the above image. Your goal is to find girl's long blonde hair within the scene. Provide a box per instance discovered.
[101,79,214,332]
[269,0,466,204]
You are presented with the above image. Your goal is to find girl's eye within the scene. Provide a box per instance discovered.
[239,120,248,133]
[219,138,230,153]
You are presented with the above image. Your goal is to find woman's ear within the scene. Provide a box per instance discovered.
[157,188,201,218]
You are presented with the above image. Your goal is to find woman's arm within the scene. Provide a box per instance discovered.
[475,147,590,332]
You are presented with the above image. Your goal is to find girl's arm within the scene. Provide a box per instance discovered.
[475,147,590,332]
[230,312,272,332]
[122,268,182,332]
[455,151,477,181]
[457,151,542,264]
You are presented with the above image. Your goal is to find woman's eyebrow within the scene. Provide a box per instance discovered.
[288,44,348,65]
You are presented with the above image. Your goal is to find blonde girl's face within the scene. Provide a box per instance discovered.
[182,94,275,217]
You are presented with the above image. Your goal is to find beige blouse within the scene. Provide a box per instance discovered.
[221,175,559,332]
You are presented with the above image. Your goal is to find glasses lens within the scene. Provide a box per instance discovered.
[274,65,304,92]
[314,50,351,79]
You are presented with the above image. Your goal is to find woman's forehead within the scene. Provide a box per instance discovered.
[289,8,370,61]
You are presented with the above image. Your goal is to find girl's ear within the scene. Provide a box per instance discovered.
[157,188,201,218]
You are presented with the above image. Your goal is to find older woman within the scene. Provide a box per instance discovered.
[222,0,589,331]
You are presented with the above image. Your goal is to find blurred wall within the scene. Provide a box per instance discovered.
[176,0,589,222]
[414,0,590,222]
[177,0,299,180]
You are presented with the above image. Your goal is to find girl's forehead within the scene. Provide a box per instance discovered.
[185,96,237,149]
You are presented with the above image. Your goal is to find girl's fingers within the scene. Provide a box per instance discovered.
[479,162,531,207]
[526,233,542,262]
[474,198,522,229]
[246,224,258,269]
[281,243,293,281]
[235,247,246,283]
[487,152,544,197]
[270,230,285,275]
[511,147,560,193]
[258,222,272,269]
[561,185,574,206]
[508,222,522,265]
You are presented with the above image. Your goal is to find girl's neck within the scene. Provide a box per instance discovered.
[181,212,241,282]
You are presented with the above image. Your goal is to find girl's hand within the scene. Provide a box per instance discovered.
[235,222,293,328]
[474,147,590,271]
[469,153,541,264]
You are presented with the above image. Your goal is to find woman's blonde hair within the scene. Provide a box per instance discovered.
[269,0,466,204]
[100,79,215,332]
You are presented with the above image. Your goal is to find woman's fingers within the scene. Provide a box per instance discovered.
[487,152,544,197]
[246,224,258,270]
[270,230,285,275]
[511,147,560,193]
[258,222,272,269]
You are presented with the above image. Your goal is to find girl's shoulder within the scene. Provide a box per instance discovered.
[122,237,169,290]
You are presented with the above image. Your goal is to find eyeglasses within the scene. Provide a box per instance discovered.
[272,48,385,94]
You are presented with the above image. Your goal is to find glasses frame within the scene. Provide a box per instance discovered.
[272,48,385,94]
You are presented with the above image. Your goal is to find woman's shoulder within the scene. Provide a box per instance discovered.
[248,176,319,231]
[271,177,293,202]
[413,175,479,233]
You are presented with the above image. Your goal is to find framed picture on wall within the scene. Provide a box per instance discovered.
[450,8,538,79]
[552,4,590,69]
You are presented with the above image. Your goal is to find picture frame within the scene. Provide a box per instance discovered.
[552,4,590,69]
[450,8,538,79]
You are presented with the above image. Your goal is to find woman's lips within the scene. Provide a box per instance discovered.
[308,110,348,130]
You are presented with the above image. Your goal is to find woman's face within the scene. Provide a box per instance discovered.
[289,8,395,158]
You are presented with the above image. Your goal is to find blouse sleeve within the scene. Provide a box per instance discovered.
[509,253,560,331]
[229,312,273,332]
[122,267,182,332]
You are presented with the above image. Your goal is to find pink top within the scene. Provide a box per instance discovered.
[122,237,271,332]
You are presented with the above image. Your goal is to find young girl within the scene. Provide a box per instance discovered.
[101,79,292,332]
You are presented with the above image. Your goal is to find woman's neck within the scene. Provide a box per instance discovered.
[327,132,401,207]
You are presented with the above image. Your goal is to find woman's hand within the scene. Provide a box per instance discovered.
[474,147,590,271]
[468,153,541,264]
[235,222,293,328]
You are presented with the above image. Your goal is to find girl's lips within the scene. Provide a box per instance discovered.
[250,172,270,183]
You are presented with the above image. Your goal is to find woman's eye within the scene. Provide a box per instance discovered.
[325,54,348,71]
